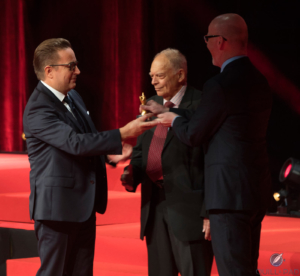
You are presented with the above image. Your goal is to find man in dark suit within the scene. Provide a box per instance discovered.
[142,15,272,276]
[23,38,156,276]
[121,49,213,276]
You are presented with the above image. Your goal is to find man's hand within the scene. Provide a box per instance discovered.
[202,218,211,241]
[120,164,134,191]
[140,100,169,115]
[119,113,158,141]
[107,143,133,164]
[156,112,177,127]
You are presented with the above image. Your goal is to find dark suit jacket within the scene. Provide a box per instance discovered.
[172,57,272,211]
[23,81,122,222]
[129,86,206,242]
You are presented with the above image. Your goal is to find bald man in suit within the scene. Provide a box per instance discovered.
[143,15,272,276]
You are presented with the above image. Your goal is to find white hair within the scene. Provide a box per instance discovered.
[155,48,187,79]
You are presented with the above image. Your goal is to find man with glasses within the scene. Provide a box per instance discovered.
[121,48,213,276]
[23,38,156,276]
[142,14,272,276]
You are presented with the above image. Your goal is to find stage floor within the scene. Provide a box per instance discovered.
[1,153,300,276]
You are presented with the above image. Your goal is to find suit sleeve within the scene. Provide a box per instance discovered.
[25,101,122,156]
[173,79,227,147]
[169,107,194,119]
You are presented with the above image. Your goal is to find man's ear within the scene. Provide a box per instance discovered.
[218,37,226,50]
[178,69,185,83]
[44,66,54,79]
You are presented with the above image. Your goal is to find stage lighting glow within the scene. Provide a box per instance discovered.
[277,158,300,216]
[279,158,300,186]
[284,164,292,178]
[274,193,280,202]
[273,189,289,202]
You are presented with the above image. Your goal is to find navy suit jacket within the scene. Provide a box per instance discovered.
[172,58,272,211]
[23,81,122,222]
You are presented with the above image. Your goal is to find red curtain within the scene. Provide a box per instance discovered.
[93,0,143,130]
[0,0,27,152]
[1,0,299,153]
[0,0,144,151]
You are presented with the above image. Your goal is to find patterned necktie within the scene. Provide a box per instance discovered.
[64,95,90,133]
[146,101,175,183]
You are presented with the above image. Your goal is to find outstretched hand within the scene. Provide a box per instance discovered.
[119,113,158,141]
[140,100,169,115]
[107,143,132,164]
[156,112,177,127]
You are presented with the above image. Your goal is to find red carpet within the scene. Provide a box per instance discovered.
[1,153,300,276]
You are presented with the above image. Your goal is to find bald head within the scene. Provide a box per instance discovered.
[205,14,248,67]
[210,13,248,49]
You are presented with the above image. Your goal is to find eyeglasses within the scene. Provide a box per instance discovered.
[49,61,78,71]
[204,35,227,43]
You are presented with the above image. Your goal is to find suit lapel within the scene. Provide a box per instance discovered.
[69,92,98,134]
[37,82,84,133]
[65,109,85,133]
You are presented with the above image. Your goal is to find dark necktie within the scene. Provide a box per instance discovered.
[64,95,90,133]
[146,101,175,183]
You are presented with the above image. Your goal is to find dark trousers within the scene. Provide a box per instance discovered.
[34,214,96,276]
[145,186,214,276]
[209,209,266,276]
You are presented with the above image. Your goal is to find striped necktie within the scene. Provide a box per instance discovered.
[146,101,175,183]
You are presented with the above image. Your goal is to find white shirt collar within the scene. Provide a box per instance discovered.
[163,85,187,107]
[41,81,66,102]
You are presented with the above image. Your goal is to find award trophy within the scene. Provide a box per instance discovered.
[137,92,151,120]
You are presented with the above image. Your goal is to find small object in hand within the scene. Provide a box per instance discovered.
[139,92,147,115]
[137,92,151,121]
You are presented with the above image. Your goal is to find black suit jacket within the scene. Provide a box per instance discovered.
[129,86,206,242]
[23,81,122,222]
[172,57,272,211]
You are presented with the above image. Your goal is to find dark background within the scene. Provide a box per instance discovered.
[1,0,300,211]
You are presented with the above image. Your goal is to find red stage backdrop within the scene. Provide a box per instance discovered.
[0,0,27,152]
[0,0,299,155]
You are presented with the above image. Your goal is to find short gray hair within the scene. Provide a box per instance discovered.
[33,38,72,80]
[155,48,187,79]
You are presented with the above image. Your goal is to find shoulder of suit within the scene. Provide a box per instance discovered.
[68,89,82,100]
[27,83,53,104]
[185,86,202,100]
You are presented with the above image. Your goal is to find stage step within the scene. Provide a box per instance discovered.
[94,223,220,274]
[4,222,218,276]
[5,223,149,275]
[0,191,141,225]
[0,154,31,194]
[0,153,137,193]
[95,223,147,267]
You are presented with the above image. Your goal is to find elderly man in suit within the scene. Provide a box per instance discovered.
[121,48,213,276]
[23,38,156,276]
[142,15,272,276]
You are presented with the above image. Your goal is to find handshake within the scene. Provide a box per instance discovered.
[119,100,178,141]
